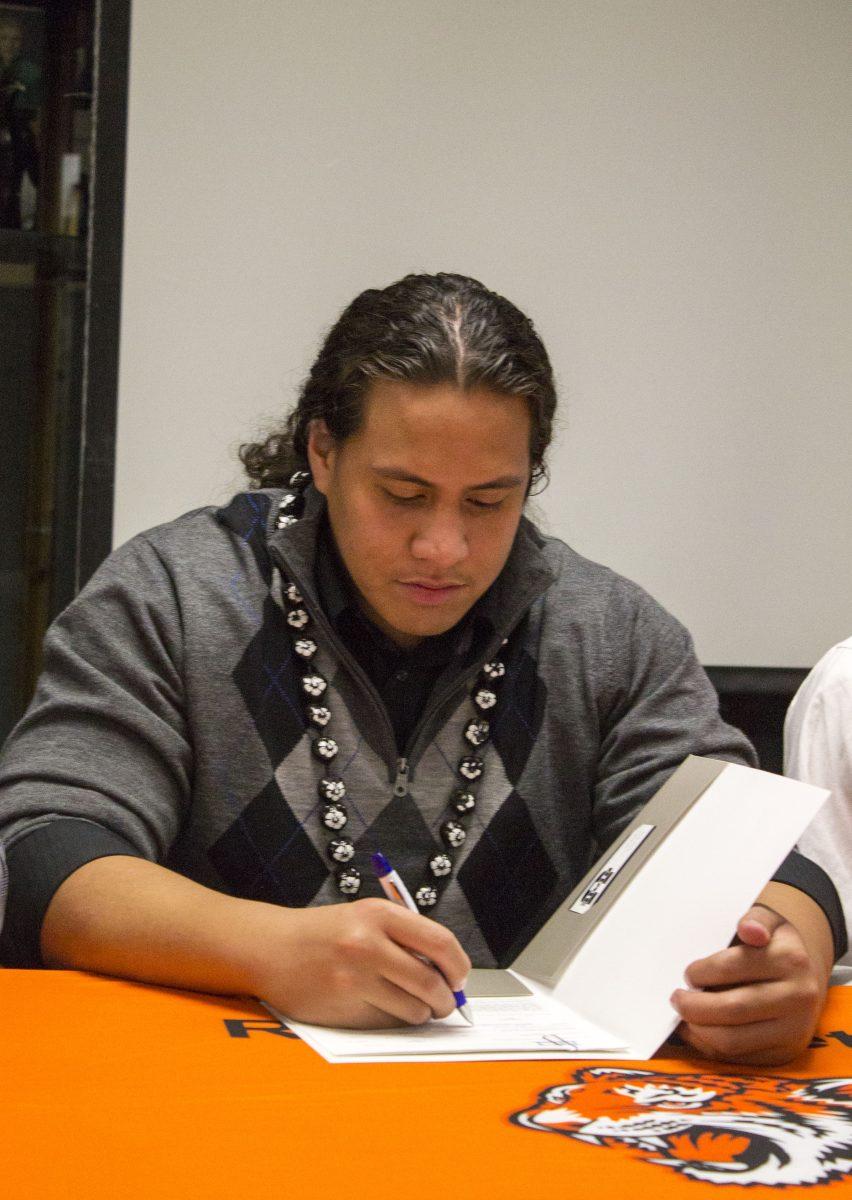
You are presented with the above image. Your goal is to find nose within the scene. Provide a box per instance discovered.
[409,509,469,571]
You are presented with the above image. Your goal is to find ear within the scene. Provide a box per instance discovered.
[306,419,337,496]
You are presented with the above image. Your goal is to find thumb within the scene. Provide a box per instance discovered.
[736,903,787,948]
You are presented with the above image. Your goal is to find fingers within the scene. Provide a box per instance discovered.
[395,960,458,1020]
[319,982,434,1030]
[323,899,468,1022]
[356,977,438,1028]
[672,978,797,1028]
[735,903,786,948]
[381,901,472,991]
[259,899,471,1029]
[735,918,772,949]
[677,1016,801,1066]
[673,909,824,1066]
[684,921,808,990]
[372,938,460,1020]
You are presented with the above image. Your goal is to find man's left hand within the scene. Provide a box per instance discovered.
[671,903,827,1066]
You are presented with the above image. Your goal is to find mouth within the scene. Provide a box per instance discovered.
[397,580,466,607]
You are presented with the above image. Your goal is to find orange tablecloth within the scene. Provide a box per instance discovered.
[3,970,852,1198]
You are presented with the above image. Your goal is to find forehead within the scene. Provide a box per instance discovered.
[354,379,531,477]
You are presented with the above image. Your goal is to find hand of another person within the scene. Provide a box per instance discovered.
[670,903,827,1065]
[245,897,471,1030]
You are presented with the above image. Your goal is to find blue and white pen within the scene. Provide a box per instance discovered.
[371,850,474,1026]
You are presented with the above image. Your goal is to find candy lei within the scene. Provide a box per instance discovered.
[275,472,507,909]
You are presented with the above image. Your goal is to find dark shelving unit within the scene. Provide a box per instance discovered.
[0,228,85,271]
[0,0,130,742]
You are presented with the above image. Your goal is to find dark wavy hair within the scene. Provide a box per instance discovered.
[240,272,557,493]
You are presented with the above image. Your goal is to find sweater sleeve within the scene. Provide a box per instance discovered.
[0,535,192,965]
[592,577,757,846]
[591,579,846,960]
[1,818,143,965]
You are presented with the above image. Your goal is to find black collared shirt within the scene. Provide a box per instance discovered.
[313,519,486,753]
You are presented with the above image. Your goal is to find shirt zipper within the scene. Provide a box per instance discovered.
[393,757,410,798]
[269,543,517,795]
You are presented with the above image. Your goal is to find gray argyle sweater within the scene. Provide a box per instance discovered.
[0,488,844,966]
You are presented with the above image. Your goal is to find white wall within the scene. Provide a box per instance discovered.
[115,0,852,667]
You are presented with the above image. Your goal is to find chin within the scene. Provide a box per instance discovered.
[409,616,458,638]
[382,607,463,644]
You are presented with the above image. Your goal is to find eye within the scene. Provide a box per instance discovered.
[467,494,507,511]
[382,488,425,506]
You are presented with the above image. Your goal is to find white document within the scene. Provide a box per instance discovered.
[266,758,828,1065]
[270,994,627,1064]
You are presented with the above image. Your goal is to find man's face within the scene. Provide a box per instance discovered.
[308,380,531,648]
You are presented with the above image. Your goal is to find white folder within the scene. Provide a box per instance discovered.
[278,757,829,1062]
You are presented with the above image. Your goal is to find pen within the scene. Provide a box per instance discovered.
[371,850,474,1026]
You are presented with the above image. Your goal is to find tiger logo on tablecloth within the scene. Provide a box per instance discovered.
[511,1068,852,1187]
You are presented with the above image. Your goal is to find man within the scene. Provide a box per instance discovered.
[0,273,844,1060]
[786,637,852,968]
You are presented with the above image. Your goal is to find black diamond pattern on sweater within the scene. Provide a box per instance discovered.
[352,790,444,899]
[489,646,548,786]
[457,789,558,965]
[216,492,274,584]
[230,596,306,767]
[208,776,328,906]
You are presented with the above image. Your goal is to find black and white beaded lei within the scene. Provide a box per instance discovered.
[275,473,508,909]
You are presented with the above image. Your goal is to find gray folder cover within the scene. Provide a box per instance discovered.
[510,755,728,987]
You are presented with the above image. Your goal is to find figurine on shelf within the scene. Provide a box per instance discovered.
[0,11,42,230]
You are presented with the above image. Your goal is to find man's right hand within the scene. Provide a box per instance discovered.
[244,896,471,1028]
[41,856,470,1030]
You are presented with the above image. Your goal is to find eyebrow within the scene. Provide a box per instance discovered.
[372,467,526,491]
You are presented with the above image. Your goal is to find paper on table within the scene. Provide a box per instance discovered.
[270,994,627,1064]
